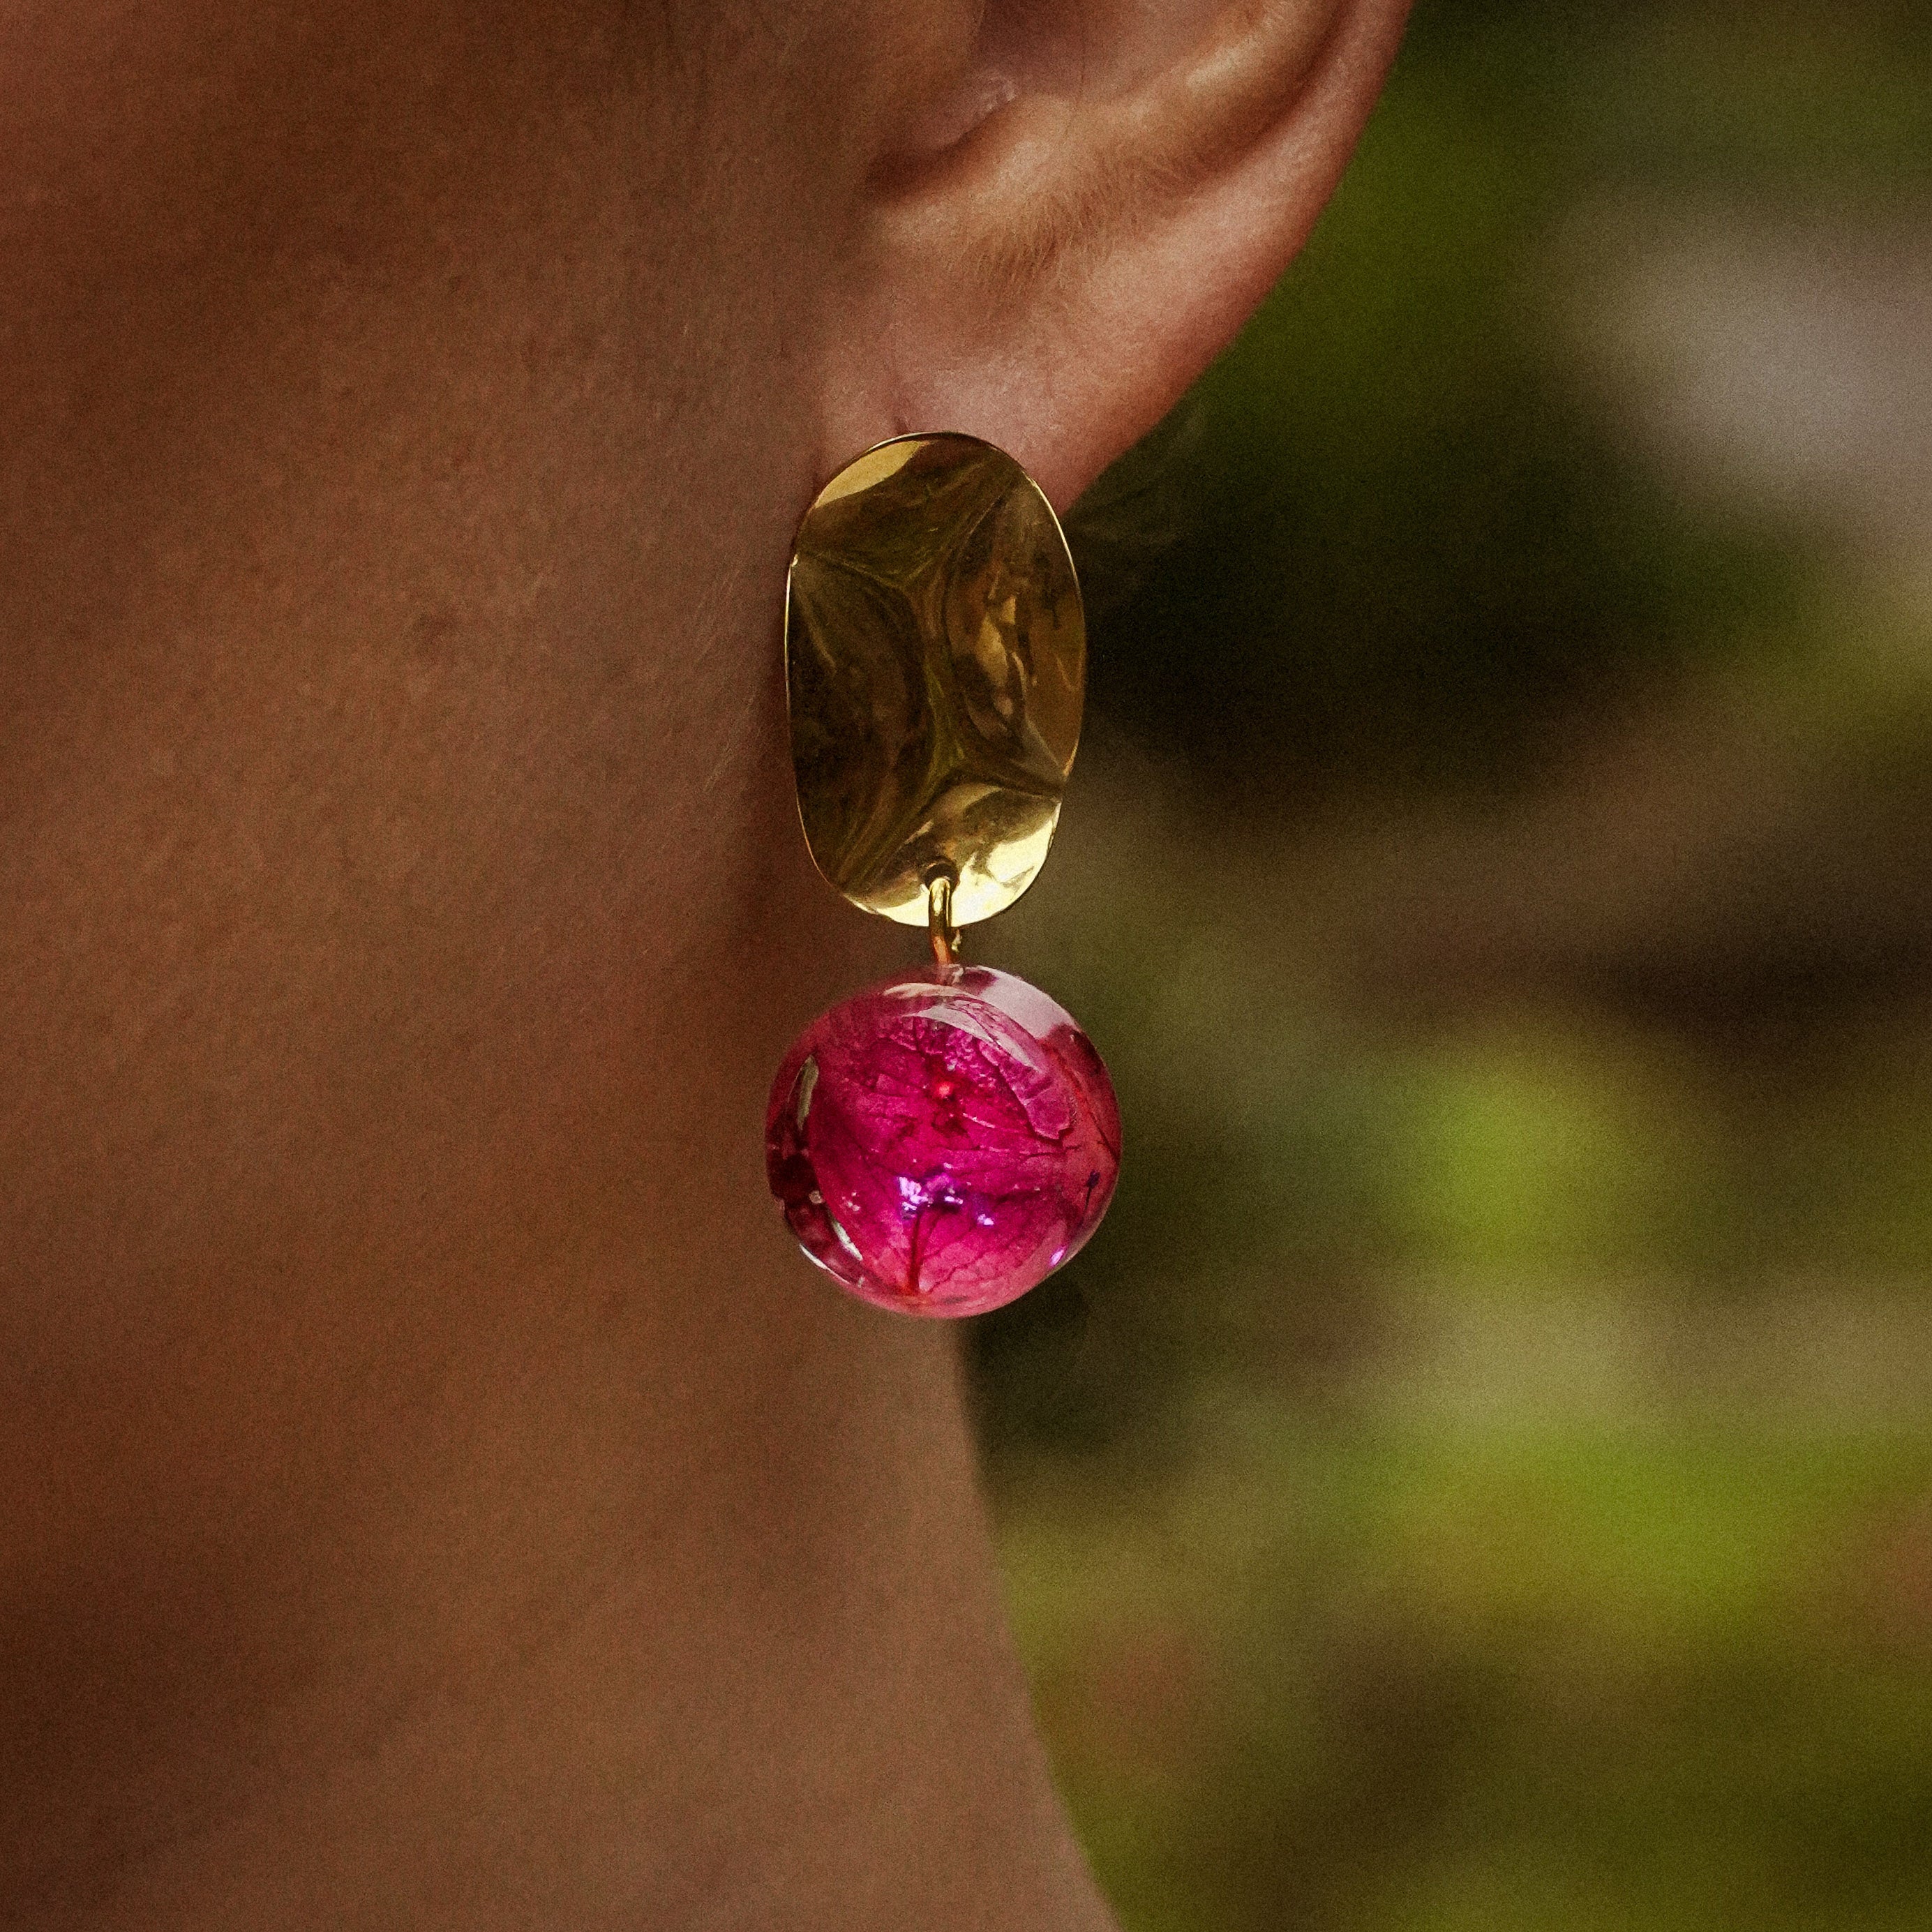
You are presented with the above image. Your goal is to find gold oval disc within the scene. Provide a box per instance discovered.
[784,433,1086,928]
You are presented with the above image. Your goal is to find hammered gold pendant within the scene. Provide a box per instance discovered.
[782,433,1086,929]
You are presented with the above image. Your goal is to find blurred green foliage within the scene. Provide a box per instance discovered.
[1008,1422,1932,1932]
[968,3,1932,1927]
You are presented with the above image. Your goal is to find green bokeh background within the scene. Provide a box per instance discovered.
[971,5,1932,1926]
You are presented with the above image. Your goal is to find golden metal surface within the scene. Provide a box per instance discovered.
[784,433,1086,928]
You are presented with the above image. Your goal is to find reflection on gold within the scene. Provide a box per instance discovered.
[784,433,1086,928]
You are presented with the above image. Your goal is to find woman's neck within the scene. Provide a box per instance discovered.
[1,6,1114,1921]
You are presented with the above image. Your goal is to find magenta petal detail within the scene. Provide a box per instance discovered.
[765,966,1121,1317]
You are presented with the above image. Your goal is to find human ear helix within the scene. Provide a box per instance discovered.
[764,433,1121,1317]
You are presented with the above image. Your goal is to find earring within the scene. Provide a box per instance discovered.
[764,433,1121,1318]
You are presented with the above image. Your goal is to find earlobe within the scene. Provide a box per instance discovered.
[821,0,1411,508]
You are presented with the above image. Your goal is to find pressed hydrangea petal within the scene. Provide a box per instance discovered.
[764,966,1120,1317]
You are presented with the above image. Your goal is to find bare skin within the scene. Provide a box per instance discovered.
[0,1,1406,1924]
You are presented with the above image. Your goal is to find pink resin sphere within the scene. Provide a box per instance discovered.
[765,965,1121,1317]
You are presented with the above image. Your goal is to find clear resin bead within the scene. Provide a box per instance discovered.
[765,966,1120,1317]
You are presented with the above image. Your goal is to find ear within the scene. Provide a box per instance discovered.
[818,0,1412,509]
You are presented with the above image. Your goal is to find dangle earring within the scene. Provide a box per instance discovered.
[764,432,1121,1317]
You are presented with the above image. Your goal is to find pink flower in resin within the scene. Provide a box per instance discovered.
[765,966,1120,1317]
